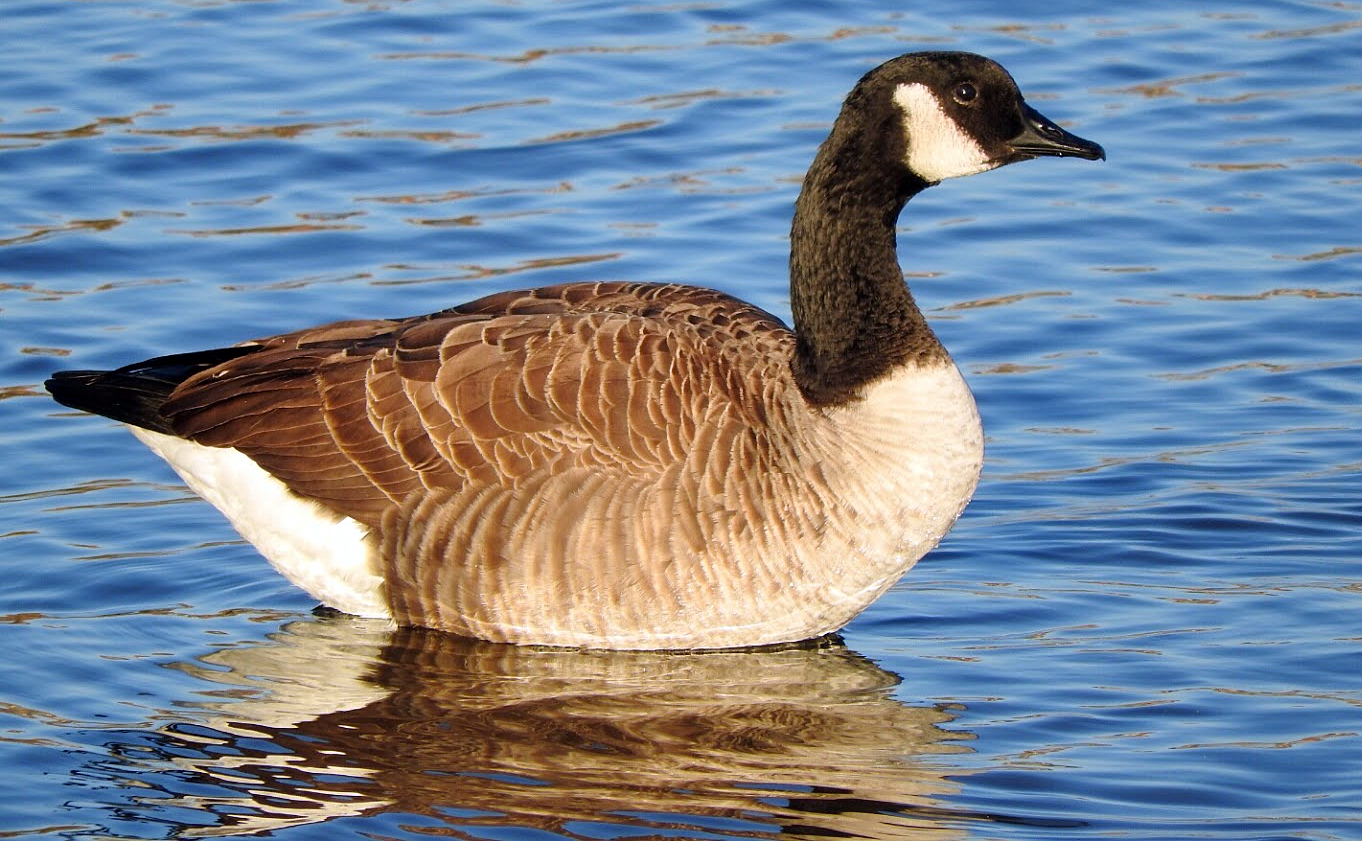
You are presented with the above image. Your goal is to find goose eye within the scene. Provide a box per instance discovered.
[952,82,978,104]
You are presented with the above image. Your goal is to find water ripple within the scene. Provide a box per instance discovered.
[2,1,1361,839]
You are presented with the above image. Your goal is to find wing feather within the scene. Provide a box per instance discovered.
[160,282,795,529]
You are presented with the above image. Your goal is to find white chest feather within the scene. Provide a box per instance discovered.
[129,427,389,619]
[825,361,984,561]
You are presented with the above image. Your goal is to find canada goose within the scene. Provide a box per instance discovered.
[46,52,1104,650]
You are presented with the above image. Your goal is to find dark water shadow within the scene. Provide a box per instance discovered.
[96,615,988,839]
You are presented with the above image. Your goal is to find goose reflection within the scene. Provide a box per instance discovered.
[147,616,974,839]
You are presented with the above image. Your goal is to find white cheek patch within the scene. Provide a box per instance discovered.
[892,82,998,182]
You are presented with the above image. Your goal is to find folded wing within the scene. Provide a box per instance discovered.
[160,281,797,528]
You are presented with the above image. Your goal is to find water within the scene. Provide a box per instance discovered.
[2,0,1359,838]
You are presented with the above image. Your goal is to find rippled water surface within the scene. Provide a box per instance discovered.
[3,1,1360,838]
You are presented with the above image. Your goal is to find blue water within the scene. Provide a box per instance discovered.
[3,1,1360,838]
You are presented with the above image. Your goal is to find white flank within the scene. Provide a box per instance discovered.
[129,427,390,619]
[892,82,998,182]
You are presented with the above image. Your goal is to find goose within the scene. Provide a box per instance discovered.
[46,51,1104,650]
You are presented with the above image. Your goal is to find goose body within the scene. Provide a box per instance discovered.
[46,52,1103,649]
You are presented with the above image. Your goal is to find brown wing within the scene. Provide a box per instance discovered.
[160,281,796,528]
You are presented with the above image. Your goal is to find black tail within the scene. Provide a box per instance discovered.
[45,347,257,435]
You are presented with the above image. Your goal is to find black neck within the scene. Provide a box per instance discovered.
[788,120,945,407]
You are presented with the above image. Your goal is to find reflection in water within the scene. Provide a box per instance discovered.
[119,616,975,839]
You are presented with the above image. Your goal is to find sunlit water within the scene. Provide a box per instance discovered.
[2,1,1360,839]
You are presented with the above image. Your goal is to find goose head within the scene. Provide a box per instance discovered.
[841,51,1105,186]
[790,51,1104,406]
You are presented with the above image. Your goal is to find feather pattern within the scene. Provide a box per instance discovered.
[45,51,1103,649]
[141,280,981,648]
